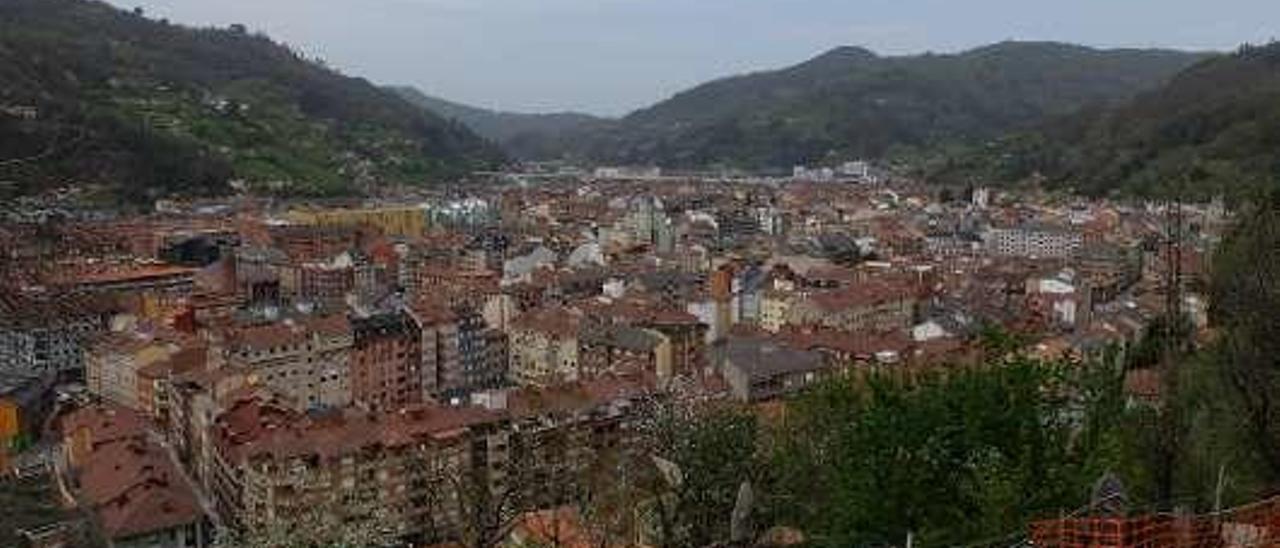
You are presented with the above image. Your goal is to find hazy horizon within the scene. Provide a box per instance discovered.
[107,0,1279,116]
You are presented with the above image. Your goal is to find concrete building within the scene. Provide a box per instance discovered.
[286,205,428,237]
[225,315,353,410]
[351,311,422,411]
[86,329,191,411]
[457,306,509,396]
[508,307,581,386]
[787,282,917,334]
[407,298,510,401]
[760,289,797,333]
[0,291,113,378]
[578,323,672,380]
[205,374,654,546]
[407,300,462,398]
[297,257,356,312]
[721,337,826,402]
[209,395,507,542]
[984,224,1083,258]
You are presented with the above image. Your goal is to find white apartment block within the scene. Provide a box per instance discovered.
[984,226,1083,259]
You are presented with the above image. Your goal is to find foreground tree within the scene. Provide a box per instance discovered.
[761,357,1131,547]
[1210,192,1280,481]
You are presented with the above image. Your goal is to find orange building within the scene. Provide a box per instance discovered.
[0,373,54,451]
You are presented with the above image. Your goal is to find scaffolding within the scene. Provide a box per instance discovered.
[1029,496,1280,547]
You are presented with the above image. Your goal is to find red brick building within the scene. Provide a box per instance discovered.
[351,311,422,411]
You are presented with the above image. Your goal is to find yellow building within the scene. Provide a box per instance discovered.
[760,290,796,333]
[287,205,428,237]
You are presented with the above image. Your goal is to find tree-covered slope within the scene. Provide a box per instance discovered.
[537,42,1206,169]
[391,86,609,160]
[0,0,503,202]
[923,43,1280,198]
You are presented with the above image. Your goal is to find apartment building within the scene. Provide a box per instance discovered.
[721,337,827,402]
[0,290,114,378]
[457,306,508,395]
[508,307,582,386]
[578,323,672,379]
[786,281,918,334]
[209,395,508,543]
[286,205,428,238]
[984,224,1084,259]
[85,329,190,411]
[351,311,422,411]
[225,315,353,410]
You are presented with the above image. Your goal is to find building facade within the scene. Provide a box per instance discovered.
[351,311,423,411]
[225,316,353,410]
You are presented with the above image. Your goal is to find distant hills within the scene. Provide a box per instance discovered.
[390,87,610,161]
[0,0,502,203]
[0,0,1262,202]
[407,42,1208,171]
[922,42,1280,198]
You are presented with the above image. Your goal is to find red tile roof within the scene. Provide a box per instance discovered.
[510,306,583,338]
[226,315,350,351]
[807,279,918,312]
[506,374,654,418]
[75,432,204,540]
[215,396,503,464]
[61,403,148,448]
[96,477,202,540]
[777,326,913,357]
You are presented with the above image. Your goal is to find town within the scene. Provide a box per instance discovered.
[0,163,1226,547]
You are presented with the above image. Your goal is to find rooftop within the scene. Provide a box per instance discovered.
[724,336,825,378]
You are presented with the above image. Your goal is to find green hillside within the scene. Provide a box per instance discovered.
[922,43,1280,198]
[526,42,1207,169]
[0,0,503,203]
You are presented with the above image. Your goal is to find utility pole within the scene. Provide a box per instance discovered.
[1214,462,1227,515]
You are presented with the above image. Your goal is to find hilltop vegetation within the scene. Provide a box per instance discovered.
[458,42,1205,170]
[0,0,502,203]
[920,43,1280,199]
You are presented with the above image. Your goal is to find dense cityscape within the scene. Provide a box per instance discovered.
[3,1,1280,547]
[1,162,1233,546]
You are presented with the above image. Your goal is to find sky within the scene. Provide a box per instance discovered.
[109,0,1280,117]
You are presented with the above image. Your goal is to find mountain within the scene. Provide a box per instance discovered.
[923,43,1280,198]
[391,86,609,160]
[524,42,1208,169]
[0,0,503,203]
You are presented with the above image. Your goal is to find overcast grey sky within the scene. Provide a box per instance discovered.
[108,0,1279,116]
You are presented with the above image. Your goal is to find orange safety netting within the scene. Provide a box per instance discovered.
[1028,496,1280,547]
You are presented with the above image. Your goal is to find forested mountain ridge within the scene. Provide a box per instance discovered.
[390,86,609,160]
[922,42,1280,198]
[0,0,503,203]
[490,41,1207,169]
